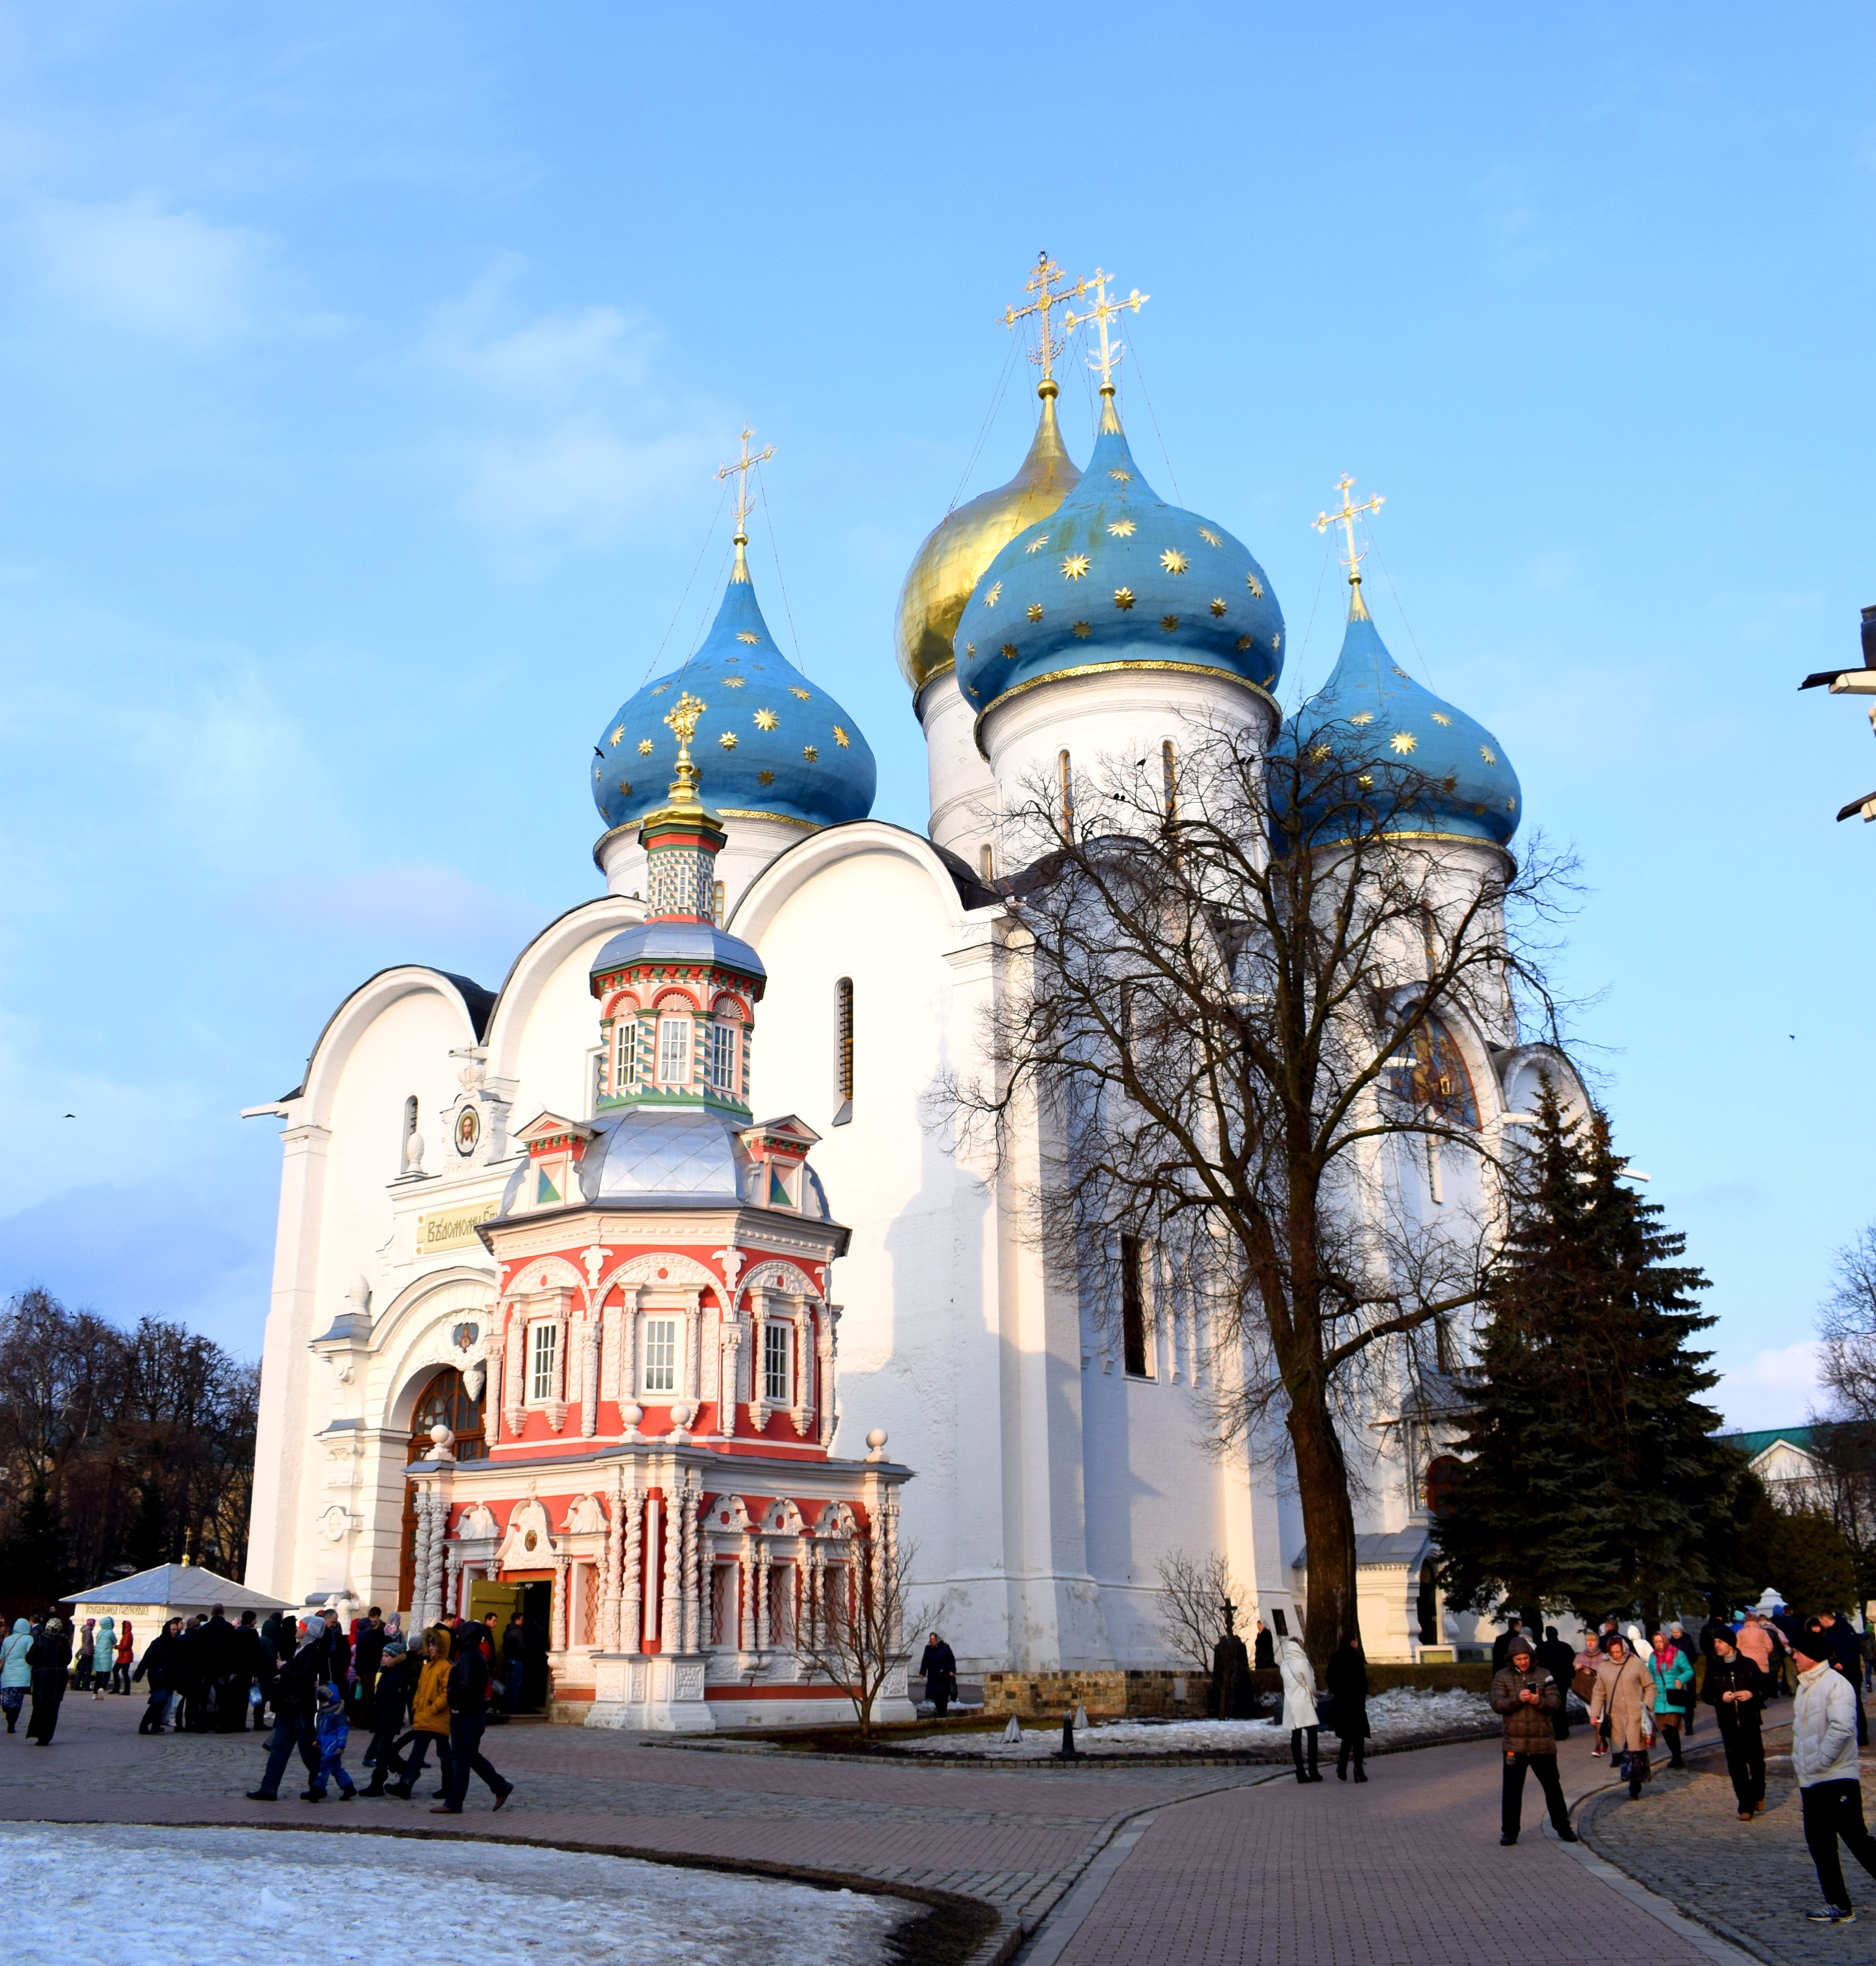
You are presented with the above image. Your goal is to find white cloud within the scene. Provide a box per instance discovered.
[22,190,268,349]
[1717,1337,1823,1430]
[425,257,654,399]
[242,861,544,955]
[461,420,706,542]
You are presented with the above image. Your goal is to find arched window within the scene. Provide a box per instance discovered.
[833,978,854,1125]
[979,843,994,882]
[1059,749,1074,837]
[1388,1017,1480,1129]
[1424,1454,1463,1518]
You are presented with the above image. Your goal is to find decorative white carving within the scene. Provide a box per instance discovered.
[496,1495,556,1568]
[713,1246,746,1289]
[596,1251,719,1300]
[738,1259,821,1304]
[581,1244,606,1290]
[456,1501,499,1540]
[564,1492,609,1534]
[865,1427,889,1463]
[620,1485,645,1655]
[710,1494,755,1534]
[817,1500,858,1540]
[761,1497,805,1535]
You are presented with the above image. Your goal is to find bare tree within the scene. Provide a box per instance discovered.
[794,1525,938,1738]
[1820,1226,1876,1429]
[939,713,1576,1662]
[1156,1549,1244,1676]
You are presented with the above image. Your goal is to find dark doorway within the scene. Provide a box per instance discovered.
[396,1367,487,1611]
[1417,1561,1439,1645]
[521,1580,552,1711]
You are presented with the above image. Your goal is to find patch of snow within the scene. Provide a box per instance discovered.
[902,1686,1496,1758]
[9,1824,908,1966]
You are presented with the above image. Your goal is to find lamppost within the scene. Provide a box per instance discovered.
[1800,606,1876,822]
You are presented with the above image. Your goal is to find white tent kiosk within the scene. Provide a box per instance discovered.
[66,1564,292,1667]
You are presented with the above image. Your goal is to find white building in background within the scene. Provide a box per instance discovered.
[244,326,1587,1704]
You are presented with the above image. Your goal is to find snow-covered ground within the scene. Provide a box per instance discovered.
[901,1686,1497,1757]
[12,1824,909,1966]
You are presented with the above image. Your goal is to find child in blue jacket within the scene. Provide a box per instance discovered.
[311,1679,358,1800]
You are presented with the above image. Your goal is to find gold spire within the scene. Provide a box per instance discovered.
[1001,250,1089,396]
[1313,473,1385,619]
[1063,269,1148,430]
[661,690,708,805]
[714,424,777,582]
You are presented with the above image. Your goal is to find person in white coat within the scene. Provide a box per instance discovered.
[1279,1634,1322,1784]
[1793,1617,1876,1926]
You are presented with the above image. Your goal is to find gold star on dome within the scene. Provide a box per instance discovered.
[719,730,739,750]
[1028,602,1044,622]
[1271,632,1280,649]
[1351,711,1374,726]
[1160,614,1179,633]
[1246,573,1264,598]
[1358,773,1374,790]
[1114,587,1135,610]
[1507,795,1517,810]
[1480,744,1497,765]
[608,725,625,747]
[1108,518,1135,538]
[725,653,739,663]
[1442,774,1457,791]
[789,686,810,700]
[1392,665,1411,679]
[1160,548,1188,575]
[1025,533,1049,553]
[1209,598,1227,617]
[1062,554,1090,580]
[1235,634,1254,650]
[617,779,633,795]
[982,581,1002,609]
[651,683,670,695]
[1430,712,1452,726]
[724,676,746,688]
[1310,743,1332,762]
[637,738,655,755]
[757,769,774,786]
[755,708,779,731]
[1198,526,1222,547]
[1000,641,1017,657]
[1390,731,1416,755]
[737,631,760,645]
[965,641,976,659]
[833,725,850,747]
[1072,620,1092,638]
[1110,467,1132,483]
[802,744,818,761]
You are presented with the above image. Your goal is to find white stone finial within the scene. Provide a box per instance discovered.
[865,1427,888,1463]
[425,1422,455,1461]
[404,1129,426,1175]
[620,1401,644,1443]
[670,1401,696,1443]
[344,1274,371,1314]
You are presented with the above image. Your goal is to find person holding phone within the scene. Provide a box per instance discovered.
[1490,1633,1577,1845]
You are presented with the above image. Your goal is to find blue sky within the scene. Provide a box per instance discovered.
[1,4,1871,1427]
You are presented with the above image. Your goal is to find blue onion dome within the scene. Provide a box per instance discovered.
[1278,584,1521,849]
[952,393,1285,719]
[592,552,877,834]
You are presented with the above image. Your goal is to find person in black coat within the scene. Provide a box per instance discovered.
[24,1617,72,1745]
[201,1607,240,1731]
[1491,1617,1529,1672]
[1253,1619,1275,1671]
[917,1633,957,1718]
[248,1616,326,1802]
[352,1609,386,1717]
[1326,1634,1371,1782]
[360,1636,412,1796]
[1537,1627,1578,1740]
[133,1618,183,1733]
[1702,1630,1769,1819]
[1818,1611,1869,1748]
[233,1611,265,1729]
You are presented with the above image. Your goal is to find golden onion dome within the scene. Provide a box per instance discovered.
[894,383,1082,699]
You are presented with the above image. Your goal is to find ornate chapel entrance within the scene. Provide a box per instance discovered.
[396,1366,485,1613]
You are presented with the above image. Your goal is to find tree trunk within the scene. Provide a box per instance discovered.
[1288,1389,1358,1666]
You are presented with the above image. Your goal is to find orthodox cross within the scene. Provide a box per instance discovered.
[1001,251,1089,387]
[664,689,707,753]
[1062,269,1149,390]
[1314,473,1385,585]
[714,424,777,541]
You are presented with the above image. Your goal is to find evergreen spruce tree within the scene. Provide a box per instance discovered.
[1434,1073,1733,1624]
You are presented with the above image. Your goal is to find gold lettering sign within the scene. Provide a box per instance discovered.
[416,1200,499,1253]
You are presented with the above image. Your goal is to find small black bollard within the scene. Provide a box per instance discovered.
[1058,1708,1079,1760]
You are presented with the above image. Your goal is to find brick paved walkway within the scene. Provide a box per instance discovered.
[0,1698,1801,1964]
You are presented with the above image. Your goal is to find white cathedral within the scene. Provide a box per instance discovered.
[244,275,1585,1718]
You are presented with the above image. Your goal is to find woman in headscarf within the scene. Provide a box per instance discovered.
[1648,1626,1694,1770]
[112,1619,134,1695]
[1588,1632,1657,1800]
[74,1618,96,1693]
[91,1617,115,1701]
[25,1617,72,1745]
[0,1620,31,1733]
[1279,1632,1324,1784]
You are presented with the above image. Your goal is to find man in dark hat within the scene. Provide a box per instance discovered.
[1490,1633,1578,1846]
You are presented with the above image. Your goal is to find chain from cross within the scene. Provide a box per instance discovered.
[714,424,777,539]
[1062,269,1149,391]
[1001,250,1089,386]
[1314,473,1385,583]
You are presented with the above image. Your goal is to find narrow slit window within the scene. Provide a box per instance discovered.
[1121,1234,1150,1379]
[1059,749,1074,837]
[401,1094,418,1171]
[614,1015,637,1090]
[658,1016,689,1085]
[530,1323,559,1402]
[713,880,726,927]
[708,1021,738,1092]
[643,1316,677,1395]
[833,977,854,1124]
[978,843,994,882]
[1161,739,1177,822]
[763,1321,791,1404]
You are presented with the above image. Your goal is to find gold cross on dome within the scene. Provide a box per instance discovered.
[1001,251,1089,387]
[714,424,777,542]
[1314,473,1385,588]
[1063,269,1149,391]
[664,690,707,752]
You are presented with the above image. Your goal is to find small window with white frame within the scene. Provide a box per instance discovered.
[642,1315,678,1396]
[613,1014,637,1092]
[707,1021,738,1093]
[530,1321,559,1402]
[763,1321,791,1404]
[657,1016,690,1086]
